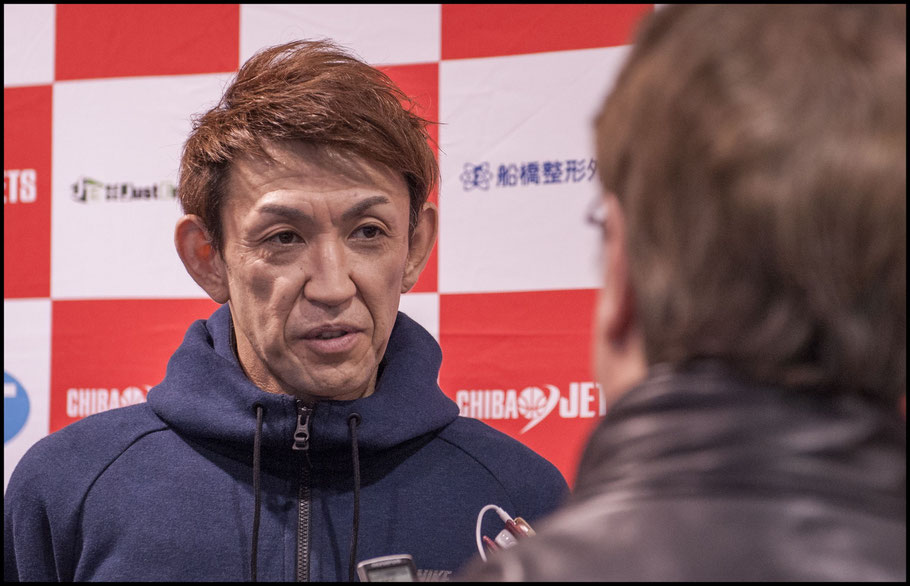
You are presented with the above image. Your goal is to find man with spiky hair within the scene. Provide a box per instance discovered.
[4,39,568,582]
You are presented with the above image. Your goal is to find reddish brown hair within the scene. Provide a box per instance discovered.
[178,39,438,252]
[596,5,906,404]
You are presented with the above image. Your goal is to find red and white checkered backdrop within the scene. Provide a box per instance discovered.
[3,4,655,491]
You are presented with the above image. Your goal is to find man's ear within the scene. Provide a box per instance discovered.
[401,202,439,293]
[175,215,230,304]
[601,196,637,344]
[593,195,647,406]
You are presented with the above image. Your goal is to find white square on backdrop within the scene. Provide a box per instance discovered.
[399,292,440,342]
[51,73,236,300]
[4,298,51,492]
[3,4,55,87]
[241,4,441,66]
[438,46,630,294]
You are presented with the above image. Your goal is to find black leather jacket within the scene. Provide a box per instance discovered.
[460,361,906,581]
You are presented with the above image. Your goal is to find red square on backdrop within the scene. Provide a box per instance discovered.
[380,62,439,150]
[381,63,439,293]
[55,4,240,81]
[442,4,654,60]
[4,85,52,299]
[439,289,600,485]
[50,298,221,433]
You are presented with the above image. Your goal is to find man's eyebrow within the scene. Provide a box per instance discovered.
[255,195,393,224]
[257,204,312,222]
[340,195,393,222]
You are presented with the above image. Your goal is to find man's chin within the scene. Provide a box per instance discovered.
[286,373,375,402]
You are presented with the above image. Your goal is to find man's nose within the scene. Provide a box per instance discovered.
[302,237,357,307]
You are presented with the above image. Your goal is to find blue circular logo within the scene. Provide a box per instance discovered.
[4,371,30,443]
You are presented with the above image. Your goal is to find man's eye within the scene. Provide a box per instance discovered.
[269,231,299,245]
[354,225,383,239]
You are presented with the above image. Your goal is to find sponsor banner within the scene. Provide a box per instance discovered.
[441,4,652,60]
[55,5,239,81]
[4,84,52,299]
[4,299,52,492]
[439,289,600,485]
[50,73,234,299]
[438,45,630,294]
[3,3,657,494]
[3,4,55,88]
[50,298,220,433]
[240,4,441,67]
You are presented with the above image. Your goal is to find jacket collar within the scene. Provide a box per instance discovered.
[572,360,906,518]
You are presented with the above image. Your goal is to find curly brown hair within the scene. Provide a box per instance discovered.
[177,39,438,253]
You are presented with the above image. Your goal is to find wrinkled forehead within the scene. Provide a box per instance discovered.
[228,139,407,197]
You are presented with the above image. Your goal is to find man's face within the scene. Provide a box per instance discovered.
[219,142,414,401]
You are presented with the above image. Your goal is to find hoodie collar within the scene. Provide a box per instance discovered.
[147,304,459,455]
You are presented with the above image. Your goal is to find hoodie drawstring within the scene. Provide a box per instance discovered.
[249,406,362,582]
[348,413,362,582]
[251,403,264,582]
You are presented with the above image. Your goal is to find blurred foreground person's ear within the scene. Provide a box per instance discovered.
[592,194,647,408]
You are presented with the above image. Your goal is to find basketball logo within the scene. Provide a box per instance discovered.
[517,385,560,433]
[517,386,549,420]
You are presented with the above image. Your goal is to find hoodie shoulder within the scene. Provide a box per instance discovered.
[5,403,169,581]
[7,403,168,517]
[438,416,569,517]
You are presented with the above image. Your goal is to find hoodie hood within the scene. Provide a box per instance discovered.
[147,304,460,456]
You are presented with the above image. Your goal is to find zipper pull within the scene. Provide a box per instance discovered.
[292,401,313,451]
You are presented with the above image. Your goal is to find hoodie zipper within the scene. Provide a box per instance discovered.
[293,401,313,581]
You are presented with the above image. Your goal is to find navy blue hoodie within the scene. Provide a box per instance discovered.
[4,305,568,581]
